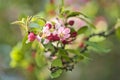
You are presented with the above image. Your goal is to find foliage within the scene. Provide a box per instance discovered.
[10,0,120,80]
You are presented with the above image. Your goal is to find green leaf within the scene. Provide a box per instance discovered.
[51,59,62,67]
[51,69,63,79]
[89,35,106,42]
[67,11,88,18]
[60,10,70,16]
[58,49,70,61]
[86,41,110,54]
[29,22,40,28]
[77,26,88,35]
[32,17,46,26]
[115,27,120,40]
[36,18,46,26]
[35,53,46,68]
[67,12,80,18]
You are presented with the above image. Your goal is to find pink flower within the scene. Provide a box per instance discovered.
[67,17,86,31]
[28,32,36,42]
[58,27,71,41]
[36,35,41,42]
[42,27,51,36]
[43,39,50,44]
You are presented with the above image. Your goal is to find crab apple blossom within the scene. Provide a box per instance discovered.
[42,27,51,37]
[43,39,50,44]
[58,27,71,41]
[67,17,86,31]
[28,32,36,42]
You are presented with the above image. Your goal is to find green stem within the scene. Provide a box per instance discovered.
[62,0,64,7]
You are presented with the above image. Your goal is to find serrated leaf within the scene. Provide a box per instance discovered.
[51,69,62,79]
[77,26,88,35]
[86,41,110,54]
[51,59,62,67]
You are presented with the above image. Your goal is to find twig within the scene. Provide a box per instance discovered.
[80,28,115,53]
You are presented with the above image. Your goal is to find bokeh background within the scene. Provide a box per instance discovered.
[0,0,120,80]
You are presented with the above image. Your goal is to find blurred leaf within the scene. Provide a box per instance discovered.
[66,49,90,62]
[21,33,32,52]
[61,10,70,15]
[77,26,88,35]
[29,22,40,28]
[51,59,63,78]
[51,59,62,67]
[35,53,46,68]
[115,27,120,40]
[81,2,98,18]
[86,41,110,54]
[89,36,106,42]
[67,12,81,18]
[51,69,62,79]
[32,17,46,26]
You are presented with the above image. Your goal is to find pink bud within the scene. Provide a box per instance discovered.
[70,32,77,37]
[27,64,34,72]
[79,42,85,48]
[28,32,36,42]
[68,20,74,26]
[62,40,69,44]
[45,23,52,29]
[51,56,57,60]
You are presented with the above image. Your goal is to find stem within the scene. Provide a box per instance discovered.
[80,28,115,53]
[62,0,64,7]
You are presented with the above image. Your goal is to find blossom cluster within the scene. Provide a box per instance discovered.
[27,18,78,45]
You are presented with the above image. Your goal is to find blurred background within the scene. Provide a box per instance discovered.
[0,0,120,80]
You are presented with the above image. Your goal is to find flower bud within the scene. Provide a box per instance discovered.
[45,23,52,29]
[68,20,74,26]
[79,42,85,48]
[28,32,36,42]
[70,32,77,37]
[62,40,69,44]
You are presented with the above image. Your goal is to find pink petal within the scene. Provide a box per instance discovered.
[63,28,70,34]
[43,39,49,44]
[36,35,41,42]
[64,34,70,39]
[58,27,64,34]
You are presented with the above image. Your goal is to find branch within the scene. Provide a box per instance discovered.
[80,28,115,53]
